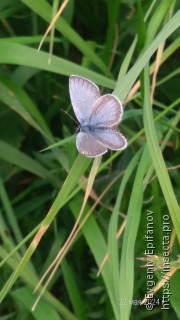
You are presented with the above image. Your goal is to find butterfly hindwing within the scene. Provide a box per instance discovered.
[76,132,107,157]
[91,128,127,150]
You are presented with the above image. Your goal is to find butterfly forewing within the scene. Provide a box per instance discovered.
[89,94,123,127]
[76,132,107,157]
[92,128,127,150]
[69,75,100,124]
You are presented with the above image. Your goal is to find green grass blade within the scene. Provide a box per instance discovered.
[119,147,151,320]
[107,149,142,319]
[0,41,115,89]
[20,0,109,74]
[69,197,114,311]
[114,10,180,101]
[0,140,50,179]
[146,0,172,44]
[117,0,158,81]
[103,0,121,64]
[0,78,52,141]
[41,136,76,152]
[61,259,87,320]
[0,177,24,251]
[0,247,78,320]
[143,66,180,241]
[11,287,62,320]
[0,154,91,302]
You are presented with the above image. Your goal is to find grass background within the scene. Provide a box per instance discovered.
[0,0,180,319]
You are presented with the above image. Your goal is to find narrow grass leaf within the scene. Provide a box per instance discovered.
[11,286,61,320]
[119,147,151,320]
[117,0,158,81]
[146,0,172,45]
[114,10,180,101]
[69,198,113,309]
[104,0,121,64]
[0,247,78,320]
[0,78,52,140]
[0,177,24,251]
[143,66,180,241]
[31,158,101,309]
[21,0,109,74]
[0,154,91,302]
[0,41,115,89]
[108,149,142,319]
[0,140,50,179]
[61,259,87,320]
[40,136,76,152]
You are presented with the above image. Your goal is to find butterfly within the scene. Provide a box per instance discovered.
[69,75,127,157]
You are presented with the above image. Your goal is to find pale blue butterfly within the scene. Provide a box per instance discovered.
[69,75,127,157]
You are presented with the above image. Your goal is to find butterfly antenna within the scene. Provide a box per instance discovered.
[60,109,79,125]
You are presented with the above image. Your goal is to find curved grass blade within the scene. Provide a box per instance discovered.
[143,66,180,241]
[119,146,151,320]
[114,10,180,101]
[0,41,115,89]
[0,140,50,180]
[21,0,109,74]
[0,154,91,303]
[107,149,142,318]
[0,78,52,141]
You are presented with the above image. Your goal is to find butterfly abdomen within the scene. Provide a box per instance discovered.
[80,125,118,133]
